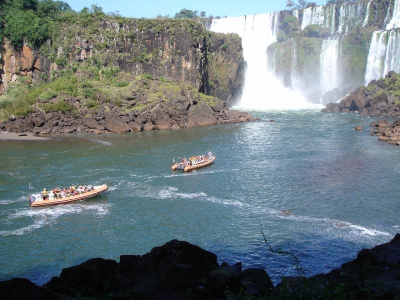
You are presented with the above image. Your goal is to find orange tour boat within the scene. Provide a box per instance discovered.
[29,184,108,207]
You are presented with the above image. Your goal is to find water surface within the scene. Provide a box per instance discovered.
[0,111,399,285]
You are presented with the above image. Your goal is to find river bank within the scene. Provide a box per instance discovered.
[0,131,50,141]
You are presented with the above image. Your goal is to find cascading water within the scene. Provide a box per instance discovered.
[320,39,340,94]
[386,0,400,29]
[301,6,325,30]
[365,30,400,83]
[363,1,372,27]
[338,3,364,34]
[211,14,318,110]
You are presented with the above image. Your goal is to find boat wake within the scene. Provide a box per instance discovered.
[0,203,112,236]
[0,196,26,206]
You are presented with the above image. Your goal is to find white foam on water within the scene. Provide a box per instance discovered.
[0,220,47,237]
[157,187,207,200]
[277,213,391,237]
[0,196,26,206]
[205,197,245,208]
[89,139,112,146]
[1,203,112,236]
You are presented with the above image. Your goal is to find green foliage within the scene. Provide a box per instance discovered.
[277,30,288,43]
[302,24,329,38]
[341,28,374,89]
[2,0,71,49]
[38,90,57,101]
[55,56,68,67]
[41,100,73,113]
[174,8,198,19]
[281,15,300,39]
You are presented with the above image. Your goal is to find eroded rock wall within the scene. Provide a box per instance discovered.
[0,18,244,104]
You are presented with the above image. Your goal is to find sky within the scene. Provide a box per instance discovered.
[65,0,327,19]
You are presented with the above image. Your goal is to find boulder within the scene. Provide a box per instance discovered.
[143,122,157,131]
[207,262,242,297]
[187,104,218,127]
[0,278,58,300]
[32,117,45,127]
[104,120,129,133]
[241,268,274,296]
[83,118,99,130]
[59,258,118,296]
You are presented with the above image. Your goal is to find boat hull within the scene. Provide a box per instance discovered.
[184,156,216,172]
[30,185,108,207]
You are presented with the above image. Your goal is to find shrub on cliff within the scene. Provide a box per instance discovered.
[303,24,330,38]
[281,15,301,39]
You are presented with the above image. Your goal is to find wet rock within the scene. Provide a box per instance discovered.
[0,278,58,300]
[104,120,129,133]
[354,126,363,131]
[242,268,274,297]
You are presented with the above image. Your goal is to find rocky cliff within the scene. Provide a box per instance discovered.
[0,14,253,133]
[1,236,400,299]
[0,17,243,105]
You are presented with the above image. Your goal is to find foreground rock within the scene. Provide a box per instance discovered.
[276,234,400,299]
[2,236,400,299]
[370,119,400,146]
[322,71,400,117]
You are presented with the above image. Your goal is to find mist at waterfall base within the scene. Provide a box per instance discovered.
[210,14,322,111]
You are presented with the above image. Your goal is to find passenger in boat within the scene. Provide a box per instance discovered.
[41,188,49,200]
[54,188,61,199]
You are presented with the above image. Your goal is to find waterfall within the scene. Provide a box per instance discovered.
[211,14,318,110]
[330,5,336,35]
[320,39,340,94]
[293,10,299,20]
[301,6,325,30]
[291,39,302,93]
[338,3,364,34]
[365,30,400,83]
[363,1,372,27]
[386,0,400,29]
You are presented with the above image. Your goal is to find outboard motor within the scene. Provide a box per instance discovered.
[29,195,36,204]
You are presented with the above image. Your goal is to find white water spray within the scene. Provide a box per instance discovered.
[365,30,400,83]
[211,14,319,110]
[386,0,400,29]
[320,39,340,94]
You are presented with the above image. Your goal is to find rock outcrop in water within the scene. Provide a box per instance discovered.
[1,236,400,299]
[370,119,400,145]
[322,71,400,117]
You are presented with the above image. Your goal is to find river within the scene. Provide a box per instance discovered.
[0,111,399,285]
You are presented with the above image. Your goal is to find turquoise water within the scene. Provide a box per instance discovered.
[0,111,399,285]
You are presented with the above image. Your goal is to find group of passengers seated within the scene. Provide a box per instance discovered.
[41,185,94,200]
[179,152,213,167]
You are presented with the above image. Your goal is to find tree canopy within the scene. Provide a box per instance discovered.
[1,0,72,49]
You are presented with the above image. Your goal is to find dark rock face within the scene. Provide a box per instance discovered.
[275,234,400,299]
[0,278,59,300]
[322,71,400,117]
[0,19,244,104]
[2,237,400,299]
[42,240,272,299]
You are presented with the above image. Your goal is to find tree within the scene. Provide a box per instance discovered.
[200,11,206,18]
[174,8,197,19]
[286,0,295,8]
